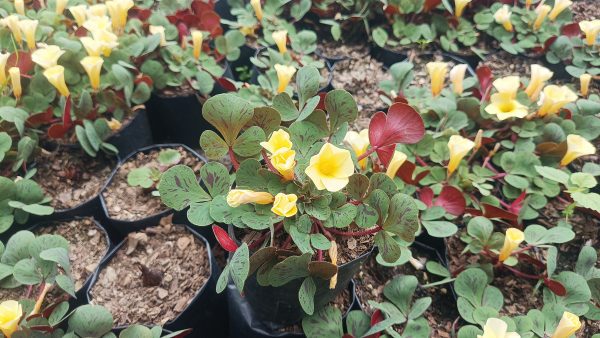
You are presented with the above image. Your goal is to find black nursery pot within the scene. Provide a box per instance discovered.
[86,225,224,336]
[106,109,153,158]
[228,280,360,338]
[99,144,207,240]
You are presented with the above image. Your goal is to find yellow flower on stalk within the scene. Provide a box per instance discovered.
[579,20,600,46]
[551,312,581,338]
[0,300,22,338]
[43,65,70,97]
[149,25,166,46]
[274,64,296,93]
[386,150,407,179]
[106,0,133,34]
[9,67,21,100]
[493,76,520,99]
[548,0,572,21]
[270,148,296,181]
[524,64,553,101]
[3,15,22,44]
[454,0,472,18]
[0,53,10,85]
[192,30,203,60]
[579,74,592,97]
[18,19,38,50]
[14,0,25,15]
[498,228,524,262]
[69,5,87,26]
[261,129,293,154]
[80,37,103,57]
[537,85,577,117]
[31,45,64,69]
[485,93,528,120]
[494,5,513,32]
[426,61,448,97]
[447,135,474,175]
[226,189,274,207]
[80,56,103,91]
[477,318,521,338]
[250,0,263,21]
[344,129,370,170]
[86,4,107,17]
[55,0,68,14]
[449,64,468,95]
[92,30,119,57]
[271,193,298,217]
[533,4,551,31]
[305,143,354,192]
[560,134,595,166]
[272,30,288,54]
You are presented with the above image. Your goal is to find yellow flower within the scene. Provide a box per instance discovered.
[192,30,203,60]
[485,93,529,120]
[533,4,551,30]
[239,26,256,36]
[454,0,472,18]
[3,15,22,44]
[80,56,103,91]
[83,15,112,34]
[344,129,370,170]
[272,30,287,54]
[86,4,107,17]
[524,64,553,101]
[9,67,21,99]
[69,5,87,26]
[106,118,121,131]
[55,0,68,14]
[92,30,119,57]
[226,189,274,207]
[498,228,524,262]
[270,148,296,181]
[386,150,407,179]
[548,0,572,21]
[274,64,296,93]
[43,65,70,97]
[0,300,22,338]
[18,19,38,50]
[447,135,474,175]
[426,61,448,97]
[551,312,581,338]
[250,0,263,21]
[560,134,595,166]
[537,85,577,117]
[0,53,10,85]
[80,37,103,57]
[579,74,592,97]
[271,193,298,217]
[31,45,64,69]
[106,0,133,34]
[493,76,520,99]
[579,20,600,46]
[477,318,521,338]
[449,64,468,95]
[149,25,166,46]
[494,5,513,32]
[14,0,25,15]
[261,129,293,154]
[305,143,354,192]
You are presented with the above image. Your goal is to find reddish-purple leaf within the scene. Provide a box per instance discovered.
[544,278,567,296]
[476,65,493,101]
[217,77,236,92]
[212,225,238,252]
[396,160,430,185]
[419,187,434,207]
[562,23,581,37]
[434,186,466,216]
[365,309,384,338]
[7,51,33,74]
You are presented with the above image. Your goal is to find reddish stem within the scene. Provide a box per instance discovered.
[317,249,324,261]
[261,149,279,175]
[415,156,428,167]
[228,147,239,171]
[326,225,383,237]
[357,147,376,162]
[492,172,507,179]
[315,220,335,241]
[503,265,545,280]
[282,235,292,250]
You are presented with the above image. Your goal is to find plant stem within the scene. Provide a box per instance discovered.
[228,147,239,171]
[261,150,279,175]
[415,155,428,167]
[317,249,323,261]
[503,265,544,280]
[357,147,376,162]
[326,225,382,237]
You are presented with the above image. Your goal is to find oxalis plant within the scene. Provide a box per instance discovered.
[159,65,426,315]
[127,148,183,194]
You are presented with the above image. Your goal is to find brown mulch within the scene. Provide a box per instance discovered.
[89,217,210,326]
[572,0,600,23]
[479,51,536,78]
[102,147,202,221]
[355,246,458,337]
[36,147,116,210]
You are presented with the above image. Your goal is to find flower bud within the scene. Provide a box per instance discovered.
[548,0,572,21]
[454,0,472,18]
[18,19,38,50]
[474,129,483,150]
[192,30,203,60]
[426,61,448,97]
[14,0,25,15]
[9,67,21,99]
[55,0,68,14]
[579,73,592,97]
[106,0,133,34]
[43,65,70,97]
[250,0,263,21]
[449,64,468,95]
[498,228,524,262]
[271,193,298,217]
[533,4,551,30]
[0,53,10,85]
[272,30,287,54]
[274,64,296,93]
[270,148,296,181]
[80,56,103,91]
[226,189,274,207]
[4,15,22,44]
[386,150,407,179]
[560,134,595,166]
[447,135,474,175]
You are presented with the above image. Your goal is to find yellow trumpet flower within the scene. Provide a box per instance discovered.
[18,19,38,50]
[80,37,103,57]
[92,30,119,57]
[31,45,65,69]
[43,65,70,97]
[149,25,166,46]
[344,129,370,170]
[55,0,68,14]
[261,129,293,154]
[86,4,106,17]
[533,4,551,31]
[494,5,513,32]
[454,0,472,18]
[305,143,354,192]
[579,20,600,46]
[498,228,524,262]
[270,148,296,181]
[80,56,103,91]
[579,74,592,97]
[250,0,263,21]
[447,135,474,175]
[477,318,520,338]
[192,30,203,60]
[449,64,468,95]
[548,0,572,21]
[3,15,22,45]
[9,67,21,100]
[485,93,529,120]
[14,0,25,15]
[386,150,407,179]
[551,312,581,338]
[106,0,133,34]
[560,134,595,166]
[271,193,298,217]
[0,53,10,85]
[537,85,577,117]
[272,30,288,54]
[0,300,22,338]
[226,189,274,207]
[524,64,553,101]
[274,64,296,93]
[69,5,87,26]
[426,61,448,97]
[493,76,520,99]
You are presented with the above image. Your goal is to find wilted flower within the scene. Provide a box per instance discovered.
[548,0,572,21]
[272,30,288,54]
[579,74,592,97]
[149,25,166,46]
[537,85,577,117]
[579,20,600,46]
[533,4,551,30]
[485,93,528,120]
[477,318,520,338]
[494,5,513,32]
[69,5,87,26]
[192,30,203,60]
[493,76,520,99]
[274,64,296,93]
[386,150,407,179]
[305,143,354,192]
[449,64,468,95]
[426,61,448,97]
[227,189,274,207]
[551,312,581,338]
[560,134,595,166]
[271,193,298,217]
[0,300,22,338]
[344,129,370,170]
[43,65,70,97]
[9,67,21,99]
[524,64,553,101]
[498,228,524,262]
[447,135,474,175]
[270,148,296,181]
[250,0,263,21]
[454,0,472,18]
[261,129,293,154]
[31,45,65,69]
[80,56,103,91]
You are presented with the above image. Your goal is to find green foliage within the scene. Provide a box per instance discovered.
[455,268,504,325]
[126,148,184,191]
[0,177,54,233]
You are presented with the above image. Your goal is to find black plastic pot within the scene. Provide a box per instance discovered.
[86,225,224,335]
[99,144,207,239]
[229,45,259,82]
[106,109,154,158]
[227,280,360,338]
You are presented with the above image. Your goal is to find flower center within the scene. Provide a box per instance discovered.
[498,101,516,113]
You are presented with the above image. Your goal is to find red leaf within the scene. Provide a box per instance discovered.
[129,7,152,21]
[396,160,430,185]
[135,74,154,88]
[212,225,238,252]
[544,278,567,296]
[543,36,558,53]
[316,92,327,110]
[423,0,442,12]
[199,11,222,37]
[476,65,493,101]
[342,335,355,338]
[434,186,466,216]
[26,108,54,127]
[561,23,581,37]
[7,51,33,74]
[168,328,194,338]
[217,77,236,92]
[419,187,434,207]
[47,123,72,139]
[365,310,383,338]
